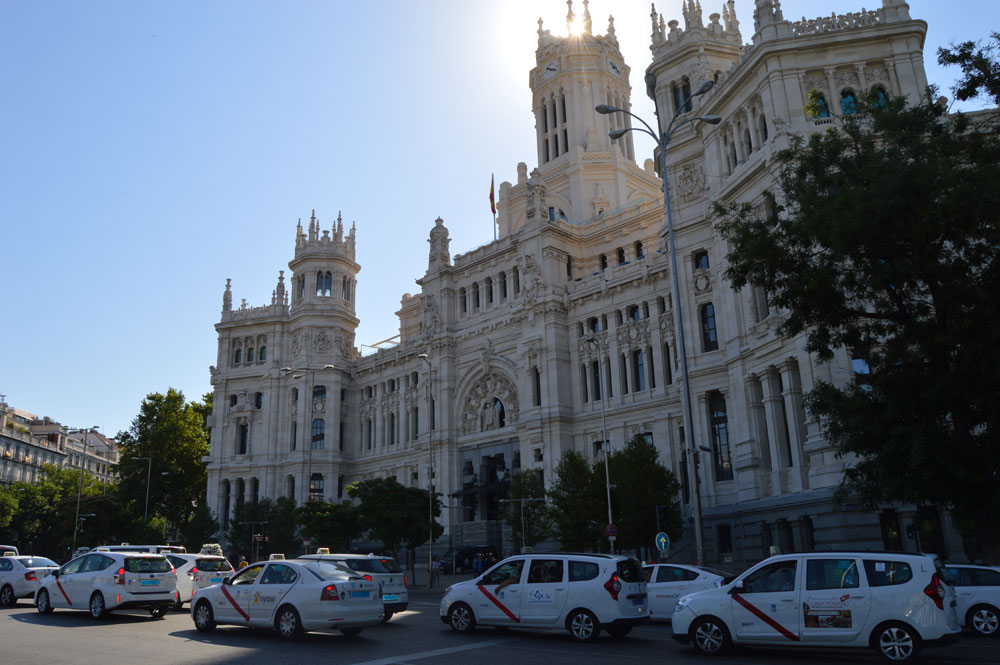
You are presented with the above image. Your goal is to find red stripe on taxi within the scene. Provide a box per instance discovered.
[732,593,800,641]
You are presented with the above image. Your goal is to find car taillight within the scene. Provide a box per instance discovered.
[189,567,198,580]
[363,574,373,582]
[114,567,126,585]
[24,571,37,582]
[604,573,622,601]
[924,574,945,610]
[320,584,340,601]
[403,575,408,588]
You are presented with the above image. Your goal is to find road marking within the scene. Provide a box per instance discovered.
[348,638,507,665]
[732,593,799,641]
[497,643,650,659]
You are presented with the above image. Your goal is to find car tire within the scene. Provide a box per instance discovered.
[150,607,167,619]
[36,589,53,615]
[380,611,393,624]
[0,584,15,607]
[448,602,476,633]
[967,604,999,637]
[89,592,107,620]
[193,600,216,632]
[341,626,363,637]
[690,616,732,656]
[567,609,600,642]
[873,621,922,663]
[606,624,632,639]
[276,605,304,640]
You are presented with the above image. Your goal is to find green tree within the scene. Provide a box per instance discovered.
[547,450,604,551]
[267,496,300,557]
[225,499,272,562]
[0,489,17,531]
[500,471,549,552]
[181,502,220,553]
[295,500,360,553]
[606,436,681,555]
[715,61,1000,558]
[116,389,210,535]
[937,32,1000,105]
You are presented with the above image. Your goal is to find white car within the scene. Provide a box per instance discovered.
[672,551,960,663]
[299,552,408,621]
[166,553,236,610]
[0,555,58,606]
[944,563,1000,637]
[190,558,383,639]
[643,563,728,620]
[440,553,649,642]
[35,551,177,619]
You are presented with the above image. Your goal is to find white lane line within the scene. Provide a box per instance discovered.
[496,643,650,659]
[347,638,508,665]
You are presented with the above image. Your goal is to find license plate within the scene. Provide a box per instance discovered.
[632,598,644,606]
[350,591,370,598]
[140,580,160,586]
[383,594,399,601]
[209,577,223,583]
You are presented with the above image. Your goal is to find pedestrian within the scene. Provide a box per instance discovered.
[431,556,441,588]
[473,552,483,575]
[238,554,249,569]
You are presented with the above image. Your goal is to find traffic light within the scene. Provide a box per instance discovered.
[655,505,670,531]
[906,524,916,540]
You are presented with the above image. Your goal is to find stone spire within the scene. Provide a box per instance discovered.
[223,278,232,312]
[427,217,452,271]
[274,270,286,305]
[566,0,575,32]
[606,14,617,45]
[582,0,592,34]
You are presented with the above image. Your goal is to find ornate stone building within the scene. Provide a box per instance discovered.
[205,1,971,563]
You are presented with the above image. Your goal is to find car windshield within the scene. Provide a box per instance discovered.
[124,557,173,573]
[342,558,402,574]
[197,558,233,572]
[616,558,644,583]
[304,561,358,581]
[20,557,57,567]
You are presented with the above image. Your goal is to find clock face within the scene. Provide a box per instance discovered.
[543,62,558,80]
[608,60,621,77]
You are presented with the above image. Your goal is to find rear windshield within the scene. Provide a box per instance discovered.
[197,558,233,572]
[342,558,402,574]
[616,559,644,583]
[20,557,57,568]
[304,562,358,581]
[863,559,913,586]
[124,557,173,573]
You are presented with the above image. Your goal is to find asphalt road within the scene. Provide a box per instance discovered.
[2,590,998,665]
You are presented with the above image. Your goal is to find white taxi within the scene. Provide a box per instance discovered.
[944,563,1000,637]
[672,552,960,663]
[440,553,648,641]
[0,555,58,606]
[191,558,382,639]
[35,551,176,619]
[643,563,728,620]
[166,553,235,609]
[299,551,408,622]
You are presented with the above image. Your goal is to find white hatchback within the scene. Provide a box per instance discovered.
[299,552,409,622]
[35,551,177,619]
[440,553,648,641]
[643,563,728,620]
[672,551,960,663]
[0,555,58,607]
[944,563,1000,637]
[191,558,383,639]
[166,553,235,610]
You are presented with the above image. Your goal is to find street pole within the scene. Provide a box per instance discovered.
[135,457,153,521]
[418,353,434,587]
[70,426,99,555]
[596,77,721,565]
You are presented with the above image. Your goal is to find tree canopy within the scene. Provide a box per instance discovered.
[500,471,549,551]
[546,450,605,551]
[715,39,1000,559]
[346,477,443,555]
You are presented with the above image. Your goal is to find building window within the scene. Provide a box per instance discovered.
[259,345,266,362]
[237,424,249,455]
[581,364,589,402]
[317,271,332,296]
[718,524,733,554]
[617,247,626,265]
[841,89,857,115]
[308,473,324,501]
[566,256,573,278]
[591,360,601,400]
[599,254,608,271]
[701,303,719,351]
[635,241,644,259]
[672,78,692,114]
[812,94,830,118]
[313,385,326,400]
[389,412,396,444]
[459,288,467,314]
[233,348,242,365]
[339,420,345,451]
[229,394,237,408]
[311,419,325,450]
[499,271,508,298]
[366,418,373,449]
[694,251,710,270]
[628,305,640,322]
[632,350,646,392]
[254,392,263,409]
[874,86,889,110]
[533,367,542,406]
[485,277,494,304]
[343,275,351,300]
[247,347,254,363]
[709,391,733,481]
[291,421,297,451]
[513,267,520,293]
[472,283,480,310]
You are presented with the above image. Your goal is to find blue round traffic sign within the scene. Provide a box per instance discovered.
[655,531,670,552]
[605,523,618,537]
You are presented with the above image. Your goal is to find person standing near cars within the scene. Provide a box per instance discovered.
[431,556,441,588]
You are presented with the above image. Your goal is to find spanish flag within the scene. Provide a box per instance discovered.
[489,174,496,216]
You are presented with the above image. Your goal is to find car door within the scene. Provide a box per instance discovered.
[51,556,86,608]
[215,563,262,624]
[647,565,694,619]
[0,557,13,596]
[945,566,977,621]
[76,554,114,606]
[250,563,298,624]
[731,559,802,644]
[476,558,525,625]
[519,558,567,625]
[800,556,870,643]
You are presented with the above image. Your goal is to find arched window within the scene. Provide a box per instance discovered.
[709,391,733,480]
[628,305,640,322]
[840,90,857,115]
[499,272,508,298]
[485,277,494,304]
[342,275,350,300]
[311,419,325,450]
[743,126,752,154]
[701,303,719,351]
[254,392,262,409]
[472,283,480,309]
[308,473,324,501]
[247,347,254,363]
[313,385,326,400]
[694,251,710,270]
[233,348,242,365]
[493,398,506,428]
[874,86,888,110]
[229,394,237,407]
[635,241,644,259]
[600,254,608,271]
[316,271,324,296]
[237,424,249,455]
[459,287,467,314]
[812,94,830,119]
[291,421,297,451]
[259,345,266,362]
[588,317,599,333]
[758,113,768,141]
[617,247,626,265]
[632,350,647,391]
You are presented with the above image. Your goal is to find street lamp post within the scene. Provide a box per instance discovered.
[135,457,153,521]
[583,335,614,552]
[417,353,435,587]
[70,426,100,555]
[596,75,721,565]
[499,497,545,553]
[280,365,336,511]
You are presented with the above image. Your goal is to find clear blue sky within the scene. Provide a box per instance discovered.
[2,0,993,437]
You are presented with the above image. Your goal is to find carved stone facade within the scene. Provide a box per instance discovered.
[204,2,973,563]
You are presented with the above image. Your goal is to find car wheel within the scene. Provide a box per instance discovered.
[36,589,53,614]
[276,605,304,640]
[89,592,107,620]
[567,609,599,642]
[380,611,393,624]
[150,607,167,619]
[606,624,632,639]
[874,621,922,663]
[193,600,216,632]
[691,616,732,656]
[0,584,15,607]
[968,604,1000,637]
[448,602,476,633]
[341,626,363,637]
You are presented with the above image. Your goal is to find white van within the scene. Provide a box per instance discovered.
[440,552,648,641]
[671,551,960,663]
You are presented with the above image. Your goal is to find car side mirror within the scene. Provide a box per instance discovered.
[52,570,59,578]
[728,580,744,594]
[223,577,232,585]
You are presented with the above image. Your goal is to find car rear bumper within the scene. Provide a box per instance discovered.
[113,598,176,611]
[385,601,408,613]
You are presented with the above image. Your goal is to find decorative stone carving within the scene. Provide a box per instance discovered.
[522,255,540,304]
[313,331,332,353]
[461,371,519,435]
[292,332,305,355]
[677,164,706,202]
[313,399,325,414]
[694,270,712,294]
[525,168,547,220]
[422,294,441,335]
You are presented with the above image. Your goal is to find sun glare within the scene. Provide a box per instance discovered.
[569,17,585,35]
